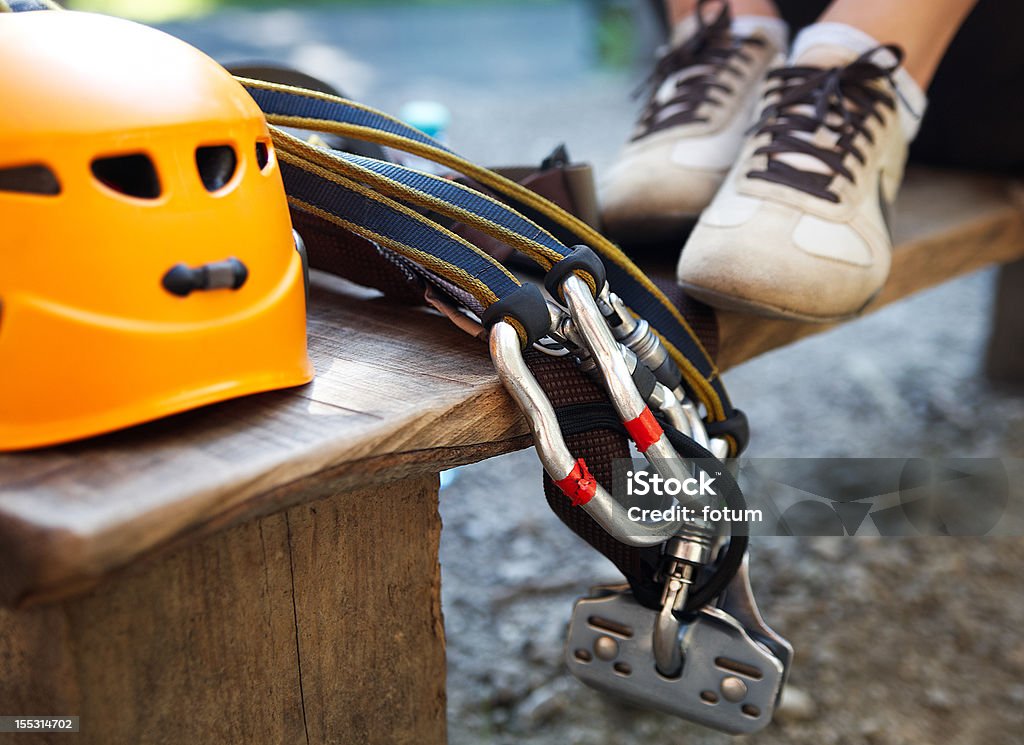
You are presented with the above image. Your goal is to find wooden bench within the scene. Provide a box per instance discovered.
[1,167,1022,745]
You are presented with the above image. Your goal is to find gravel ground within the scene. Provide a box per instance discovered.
[163,4,1024,742]
[439,273,1024,745]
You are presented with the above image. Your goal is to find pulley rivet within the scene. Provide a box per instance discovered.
[720,676,747,702]
[593,635,619,661]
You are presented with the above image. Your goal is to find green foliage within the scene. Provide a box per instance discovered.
[594,0,635,68]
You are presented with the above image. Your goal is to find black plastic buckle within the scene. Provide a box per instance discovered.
[480,282,551,347]
[544,245,607,302]
[705,408,750,455]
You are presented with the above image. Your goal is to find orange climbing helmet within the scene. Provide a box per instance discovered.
[0,9,314,450]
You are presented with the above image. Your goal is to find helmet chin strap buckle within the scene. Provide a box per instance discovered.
[564,558,792,735]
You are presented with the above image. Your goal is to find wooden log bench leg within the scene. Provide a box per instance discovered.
[0,474,446,745]
[986,258,1024,384]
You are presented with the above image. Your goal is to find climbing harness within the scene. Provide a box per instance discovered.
[4,2,791,732]
[240,75,792,734]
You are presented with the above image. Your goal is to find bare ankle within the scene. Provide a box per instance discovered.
[667,0,781,29]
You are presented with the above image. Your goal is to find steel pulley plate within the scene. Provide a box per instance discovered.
[565,585,786,735]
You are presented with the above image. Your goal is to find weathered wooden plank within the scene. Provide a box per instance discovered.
[287,474,446,745]
[0,275,526,607]
[0,168,1019,606]
[986,258,1024,384]
[0,604,79,745]
[0,475,445,745]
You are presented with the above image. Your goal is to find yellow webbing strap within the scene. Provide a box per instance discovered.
[247,81,728,430]
[277,149,510,309]
[242,79,744,452]
[273,128,568,274]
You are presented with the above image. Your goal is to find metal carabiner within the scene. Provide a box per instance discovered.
[560,275,704,492]
[491,320,696,548]
[597,288,727,458]
[539,299,698,443]
[652,534,713,676]
[557,275,740,648]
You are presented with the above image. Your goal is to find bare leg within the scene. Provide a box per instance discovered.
[818,0,977,87]
[667,0,780,27]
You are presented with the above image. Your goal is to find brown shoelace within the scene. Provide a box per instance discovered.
[746,45,904,203]
[634,0,766,140]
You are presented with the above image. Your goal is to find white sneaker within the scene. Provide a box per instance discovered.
[677,23,927,321]
[600,0,787,243]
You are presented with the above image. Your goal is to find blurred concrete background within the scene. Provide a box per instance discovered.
[68,1,1024,741]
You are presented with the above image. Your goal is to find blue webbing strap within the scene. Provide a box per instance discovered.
[244,80,744,450]
[273,130,568,270]
[279,158,521,305]
[251,85,454,154]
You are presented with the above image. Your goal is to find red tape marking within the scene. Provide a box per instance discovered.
[554,458,597,507]
[624,407,662,453]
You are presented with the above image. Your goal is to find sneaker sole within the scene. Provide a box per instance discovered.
[678,281,879,324]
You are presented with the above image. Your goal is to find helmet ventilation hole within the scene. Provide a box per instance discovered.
[0,164,60,195]
[255,140,271,171]
[196,145,237,192]
[91,153,161,199]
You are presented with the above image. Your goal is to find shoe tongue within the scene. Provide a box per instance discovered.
[660,12,722,108]
[764,46,857,180]
[791,44,860,70]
